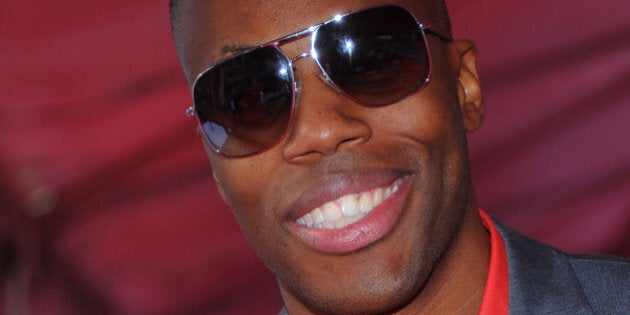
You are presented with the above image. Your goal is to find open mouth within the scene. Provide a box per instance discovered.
[288,175,409,253]
[295,178,403,229]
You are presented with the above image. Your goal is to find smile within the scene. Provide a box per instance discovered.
[288,175,409,253]
[296,178,403,229]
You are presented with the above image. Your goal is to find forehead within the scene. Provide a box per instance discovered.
[175,0,434,82]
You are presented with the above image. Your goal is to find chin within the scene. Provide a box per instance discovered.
[276,232,444,314]
[284,274,427,315]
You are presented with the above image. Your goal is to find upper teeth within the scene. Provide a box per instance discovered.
[296,179,401,229]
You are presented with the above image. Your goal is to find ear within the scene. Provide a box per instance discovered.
[449,39,484,132]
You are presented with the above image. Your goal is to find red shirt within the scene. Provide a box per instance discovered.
[478,210,509,314]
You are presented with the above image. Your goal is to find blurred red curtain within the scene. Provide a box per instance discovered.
[1,0,628,314]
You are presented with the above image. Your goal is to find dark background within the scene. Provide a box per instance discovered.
[1,0,628,314]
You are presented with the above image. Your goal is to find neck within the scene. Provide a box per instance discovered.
[400,206,490,314]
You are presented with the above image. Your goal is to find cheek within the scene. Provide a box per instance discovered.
[209,150,277,205]
[374,46,465,155]
[374,90,463,155]
[213,162,271,225]
[209,154,288,251]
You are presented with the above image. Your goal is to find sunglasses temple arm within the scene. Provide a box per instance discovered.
[420,22,453,42]
[268,25,317,47]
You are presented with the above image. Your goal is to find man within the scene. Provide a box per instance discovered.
[170,0,629,313]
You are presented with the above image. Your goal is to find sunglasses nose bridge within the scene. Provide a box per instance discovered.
[289,51,317,79]
[290,51,343,96]
[290,52,311,63]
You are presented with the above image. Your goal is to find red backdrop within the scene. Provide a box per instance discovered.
[1,0,628,314]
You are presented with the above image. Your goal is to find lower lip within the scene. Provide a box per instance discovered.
[287,178,409,254]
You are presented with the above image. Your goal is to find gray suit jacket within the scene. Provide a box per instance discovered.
[278,221,629,314]
[495,220,629,314]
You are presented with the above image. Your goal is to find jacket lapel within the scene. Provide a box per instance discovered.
[494,220,594,314]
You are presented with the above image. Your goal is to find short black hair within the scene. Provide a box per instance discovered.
[169,0,452,44]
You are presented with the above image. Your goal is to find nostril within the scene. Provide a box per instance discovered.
[336,133,369,151]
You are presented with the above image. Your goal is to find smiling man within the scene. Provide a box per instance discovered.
[169,1,629,314]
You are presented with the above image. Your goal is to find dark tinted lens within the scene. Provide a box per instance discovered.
[314,5,430,106]
[193,46,294,157]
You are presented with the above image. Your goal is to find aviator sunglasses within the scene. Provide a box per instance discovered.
[186,5,452,157]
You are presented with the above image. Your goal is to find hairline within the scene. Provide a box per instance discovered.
[169,0,453,48]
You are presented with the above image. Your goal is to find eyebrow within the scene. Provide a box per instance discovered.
[219,44,254,57]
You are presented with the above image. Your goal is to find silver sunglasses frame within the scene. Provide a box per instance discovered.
[186,5,453,157]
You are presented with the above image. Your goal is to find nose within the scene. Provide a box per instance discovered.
[282,61,372,163]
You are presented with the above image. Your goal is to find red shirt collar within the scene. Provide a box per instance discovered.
[478,209,509,314]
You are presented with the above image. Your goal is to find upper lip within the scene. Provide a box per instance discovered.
[283,168,410,221]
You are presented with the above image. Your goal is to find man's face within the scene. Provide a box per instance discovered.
[176,0,482,313]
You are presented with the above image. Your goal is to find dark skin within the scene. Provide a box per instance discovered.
[174,0,488,313]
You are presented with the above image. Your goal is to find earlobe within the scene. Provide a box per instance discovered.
[450,40,485,132]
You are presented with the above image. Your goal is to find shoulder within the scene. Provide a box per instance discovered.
[567,253,630,313]
[492,219,630,314]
